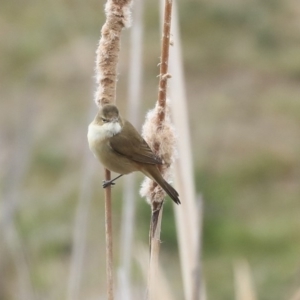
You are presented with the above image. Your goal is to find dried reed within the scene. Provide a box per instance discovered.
[167,1,203,299]
[0,100,36,300]
[233,259,257,300]
[136,244,174,300]
[67,104,97,300]
[290,288,300,300]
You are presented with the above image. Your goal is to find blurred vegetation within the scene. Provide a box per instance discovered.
[1,0,300,299]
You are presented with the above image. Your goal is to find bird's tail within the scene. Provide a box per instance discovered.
[141,165,181,205]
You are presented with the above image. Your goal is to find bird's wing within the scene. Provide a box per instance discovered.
[109,120,162,165]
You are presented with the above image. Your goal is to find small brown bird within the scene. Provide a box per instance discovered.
[87,104,180,204]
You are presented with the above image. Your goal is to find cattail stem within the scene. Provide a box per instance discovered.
[148,202,164,300]
[94,1,133,299]
[147,0,173,299]
[104,169,114,300]
[157,0,173,116]
[150,0,173,219]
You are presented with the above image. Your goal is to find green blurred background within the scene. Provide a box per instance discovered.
[1,0,300,299]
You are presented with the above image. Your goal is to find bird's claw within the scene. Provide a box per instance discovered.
[102,180,116,188]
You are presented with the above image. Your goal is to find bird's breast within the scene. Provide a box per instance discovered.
[87,122,121,160]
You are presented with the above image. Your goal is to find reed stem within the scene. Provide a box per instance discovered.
[104,169,114,300]
[147,0,173,299]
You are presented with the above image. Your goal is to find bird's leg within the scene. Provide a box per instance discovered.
[102,174,123,188]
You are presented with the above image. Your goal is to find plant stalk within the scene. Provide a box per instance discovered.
[148,0,173,298]
[94,1,133,299]
[104,168,114,300]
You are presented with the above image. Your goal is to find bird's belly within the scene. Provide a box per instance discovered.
[90,139,138,174]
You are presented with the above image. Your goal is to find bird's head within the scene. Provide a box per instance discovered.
[95,104,122,125]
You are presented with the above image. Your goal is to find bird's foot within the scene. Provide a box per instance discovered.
[102,174,123,188]
[102,180,116,188]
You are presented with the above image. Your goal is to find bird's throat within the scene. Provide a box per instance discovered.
[88,122,122,144]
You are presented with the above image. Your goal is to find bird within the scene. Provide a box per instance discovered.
[87,104,180,204]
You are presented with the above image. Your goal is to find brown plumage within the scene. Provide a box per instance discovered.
[87,104,180,205]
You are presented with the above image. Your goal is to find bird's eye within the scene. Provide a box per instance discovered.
[101,117,108,123]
